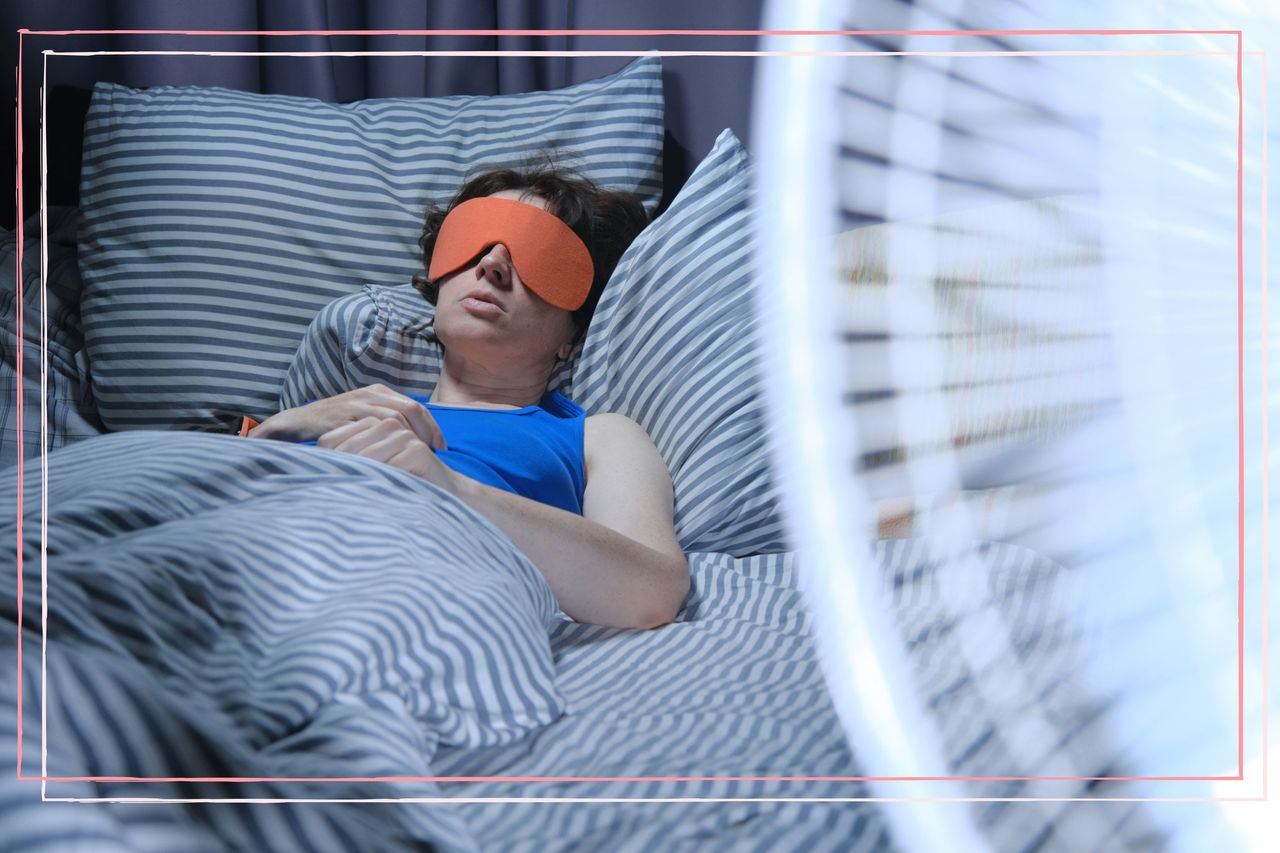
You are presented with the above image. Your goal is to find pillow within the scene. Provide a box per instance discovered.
[282,130,787,556]
[1,207,105,470]
[573,130,788,555]
[77,56,663,433]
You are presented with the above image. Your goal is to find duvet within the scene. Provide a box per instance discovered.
[2,430,566,852]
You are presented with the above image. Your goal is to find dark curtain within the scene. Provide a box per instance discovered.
[3,0,764,230]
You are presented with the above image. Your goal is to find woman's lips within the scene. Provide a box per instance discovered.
[461,296,503,317]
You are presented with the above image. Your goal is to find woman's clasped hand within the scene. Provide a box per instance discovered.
[247,383,447,451]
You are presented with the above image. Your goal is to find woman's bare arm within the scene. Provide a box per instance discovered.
[314,412,688,630]
[448,413,688,630]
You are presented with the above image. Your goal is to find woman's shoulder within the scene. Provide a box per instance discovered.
[582,412,654,457]
[583,409,632,422]
[583,411,640,431]
[580,413,671,495]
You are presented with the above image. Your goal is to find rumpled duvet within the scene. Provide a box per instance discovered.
[2,429,1173,852]
[2,430,567,852]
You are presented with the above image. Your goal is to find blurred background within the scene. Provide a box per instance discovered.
[753,1,1276,850]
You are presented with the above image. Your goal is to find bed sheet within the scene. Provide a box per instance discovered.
[1,430,1161,851]
[428,541,1164,852]
[2,431,565,851]
[1,206,106,469]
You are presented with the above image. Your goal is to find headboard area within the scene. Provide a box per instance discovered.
[3,1,766,230]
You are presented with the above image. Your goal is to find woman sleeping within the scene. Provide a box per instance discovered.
[243,162,690,631]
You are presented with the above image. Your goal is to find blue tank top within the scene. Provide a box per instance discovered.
[298,389,586,514]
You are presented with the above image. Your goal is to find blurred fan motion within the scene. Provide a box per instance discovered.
[754,1,1274,850]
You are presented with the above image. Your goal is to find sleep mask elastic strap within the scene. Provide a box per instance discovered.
[427,197,594,311]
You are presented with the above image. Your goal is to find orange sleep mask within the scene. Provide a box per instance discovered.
[427,197,595,311]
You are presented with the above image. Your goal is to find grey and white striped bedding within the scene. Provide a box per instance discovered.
[426,539,1163,852]
[2,431,560,851]
[0,207,106,469]
[1,428,1158,851]
[572,129,788,556]
[76,56,664,434]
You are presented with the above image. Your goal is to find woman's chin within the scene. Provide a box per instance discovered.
[438,330,515,356]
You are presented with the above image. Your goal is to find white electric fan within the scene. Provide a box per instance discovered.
[753,1,1275,850]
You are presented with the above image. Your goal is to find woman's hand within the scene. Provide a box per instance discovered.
[316,416,461,496]
[248,384,446,450]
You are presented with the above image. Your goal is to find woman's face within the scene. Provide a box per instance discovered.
[432,189,578,369]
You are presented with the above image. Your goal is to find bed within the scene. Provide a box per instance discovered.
[1,56,1162,851]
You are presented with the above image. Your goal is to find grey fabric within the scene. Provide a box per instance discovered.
[280,283,444,406]
[0,206,105,470]
[428,541,1159,852]
[1,425,1158,849]
[573,129,789,555]
[2,430,564,851]
[76,56,663,433]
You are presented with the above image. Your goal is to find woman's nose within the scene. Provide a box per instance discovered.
[476,244,513,287]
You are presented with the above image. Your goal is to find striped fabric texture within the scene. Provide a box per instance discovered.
[3,431,563,809]
[2,422,1156,849]
[279,283,444,406]
[427,541,1161,851]
[1,207,105,469]
[76,56,664,434]
[27,430,564,744]
[574,129,790,555]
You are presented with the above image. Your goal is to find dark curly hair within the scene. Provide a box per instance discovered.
[411,152,651,345]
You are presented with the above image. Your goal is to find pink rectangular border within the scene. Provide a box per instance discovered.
[11,27,1263,796]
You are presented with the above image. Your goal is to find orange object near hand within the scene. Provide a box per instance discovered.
[427,197,595,311]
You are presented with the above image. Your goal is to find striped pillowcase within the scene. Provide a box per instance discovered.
[573,130,790,555]
[78,57,664,433]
